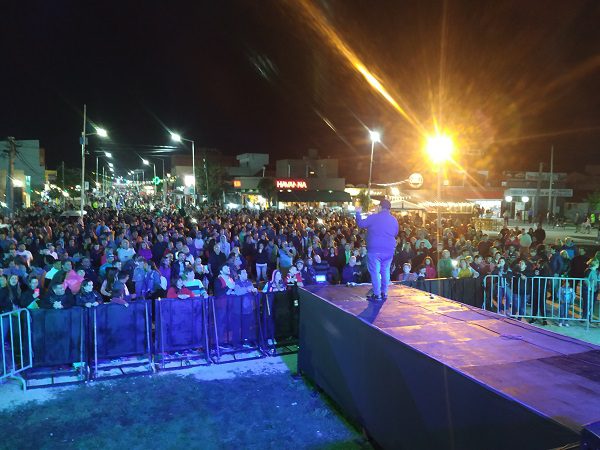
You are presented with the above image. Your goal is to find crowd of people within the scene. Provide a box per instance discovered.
[0,203,597,328]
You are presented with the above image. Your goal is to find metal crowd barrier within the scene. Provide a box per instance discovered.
[396,277,484,308]
[0,309,33,389]
[91,301,154,380]
[482,274,592,327]
[28,307,87,388]
[260,290,299,356]
[208,293,266,363]
[155,297,210,369]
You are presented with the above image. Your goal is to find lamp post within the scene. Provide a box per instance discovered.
[96,151,112,190]
[367,129,381,210]
[79,104,108,217]
[170,132,196,204]
[425,134,454,261]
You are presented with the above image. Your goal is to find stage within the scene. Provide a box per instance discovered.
[298,284,600,450]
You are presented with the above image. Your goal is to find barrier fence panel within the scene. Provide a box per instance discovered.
[1,309,33,388]
[30,308,86,368]
[154,297,210,369]
[397,278,484,308]
[208,294,264,362]
[260,291,299,356]
[483,275,591,326]
[91,301,153,379]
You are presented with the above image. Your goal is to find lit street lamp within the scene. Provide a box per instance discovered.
[367,129,381,210]
[425,133,454,260]
[80,103,108,217]
[171,132,202,204]
[96,151,112,189]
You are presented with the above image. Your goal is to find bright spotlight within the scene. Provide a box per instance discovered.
[170,132,182,143]
[425,134,453,164]
[108,162,114,167]
[522,196,529,203]
[369,130,381,143]
[505,196,513,202]
[142,159,149,165]
[104,152,112,158]
[95,127,108,138]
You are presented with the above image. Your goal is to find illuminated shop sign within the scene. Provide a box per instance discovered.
[276,179,308,190]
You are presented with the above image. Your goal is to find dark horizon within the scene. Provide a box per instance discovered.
[2,1,600,183]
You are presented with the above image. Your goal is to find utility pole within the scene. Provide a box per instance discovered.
[5,137,17,216]
[61,161,66,209]
[548,146,554,219]
[534,162,543,220]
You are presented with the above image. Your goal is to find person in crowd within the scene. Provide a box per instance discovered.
[491,257,512,313]
[299,258,316,286]
[214,264,236,348]
[528,258,550,325]
[231,269,258,349]
[355,199,399,301]
[582,259,599,322]
[511,259,532,318]
[437,249,454,278]
[423,256,437,279]
[166,277,195,299]
[341,256,361,284]
[570,247,588,279]
[397,262,418,283]
[75,278,103,308]
[18,276,42,310]
[40,282,75,310]
[456,258,478,279]
[110,271,131,305]
[183,268,208,298]
[159,256,172,290]
[0,275,17,312]
[557,278,575,327]
[117,239,136,264]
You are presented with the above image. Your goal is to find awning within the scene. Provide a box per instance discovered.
[390,199,425,211]
[277,190,351,203]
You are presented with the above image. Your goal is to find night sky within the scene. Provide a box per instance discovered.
[2,0,600,183]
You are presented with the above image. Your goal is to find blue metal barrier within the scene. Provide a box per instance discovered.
[154,297,210,369]
[0,309,33,390]
[208,294,265,363]
[27,307,87,387]
[91,301,154,379]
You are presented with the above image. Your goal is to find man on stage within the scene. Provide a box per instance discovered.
[355,199,399,301]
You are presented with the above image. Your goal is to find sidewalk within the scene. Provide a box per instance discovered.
[482,220,600,246]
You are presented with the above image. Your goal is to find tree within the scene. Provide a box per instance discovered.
[356,190,370,209]
[257,177,276,206]
[586,191,600,212]
[196,157,227,204]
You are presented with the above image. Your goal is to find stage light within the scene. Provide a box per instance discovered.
[170,132,182,143]
[522,196,529,203]
[95,127,108,137]
[425,134,453,164]
[505,196,513,202]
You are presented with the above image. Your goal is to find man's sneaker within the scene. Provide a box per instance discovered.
[381,293,388,301]
[367,294,382,302]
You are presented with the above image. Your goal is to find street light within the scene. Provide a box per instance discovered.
[96,151,113,189]
[425,133,454,261]
[367,129,381,210]
[80,104,108,217]
[171,131,200,204]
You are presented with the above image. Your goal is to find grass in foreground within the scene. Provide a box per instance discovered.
[0,371,372,450]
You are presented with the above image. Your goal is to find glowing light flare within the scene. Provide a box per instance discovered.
[170,132,182,143]
[425,134,454,164]
[293,1,425,134]
[95,128,108,138]
[369,130,381,143]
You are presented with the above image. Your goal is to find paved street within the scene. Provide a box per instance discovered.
[483,220,600,247]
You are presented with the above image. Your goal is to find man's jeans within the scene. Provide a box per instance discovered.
[367,252,393,296]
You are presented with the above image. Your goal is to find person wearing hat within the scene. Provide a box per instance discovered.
[355,199,399,301]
